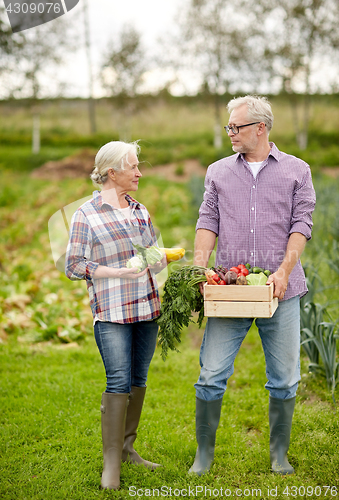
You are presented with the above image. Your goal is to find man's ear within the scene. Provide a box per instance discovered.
[258,123,266,136]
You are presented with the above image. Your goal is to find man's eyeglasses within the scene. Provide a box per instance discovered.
[224,122,261,135]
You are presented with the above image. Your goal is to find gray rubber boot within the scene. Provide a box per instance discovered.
[122,386,161,469]
[269,396,296,475]
[100,392,129,490]
[189,396,223,476]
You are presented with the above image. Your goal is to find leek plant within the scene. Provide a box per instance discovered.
[300,266,339,405]
[301,319,339,405]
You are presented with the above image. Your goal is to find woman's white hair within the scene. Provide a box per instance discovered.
[90,140,140,185]
[227,95,274,133]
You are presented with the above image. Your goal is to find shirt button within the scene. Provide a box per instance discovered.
[251,207,254,210]
[251,252,254,256]
[253,185,255,189]
[251,229,254,233]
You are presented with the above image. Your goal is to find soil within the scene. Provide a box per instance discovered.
[31,149,96,181]
[321,167,339,178]
[31,149,207,182]
[31,148,339,182]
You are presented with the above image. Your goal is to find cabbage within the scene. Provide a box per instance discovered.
[126,255,147,273]
[246,272,268,286]
[145,246,164,265]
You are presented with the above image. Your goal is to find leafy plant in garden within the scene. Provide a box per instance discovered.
[326,240,339,275]
[300,266,339,404]
[301,318,339,405]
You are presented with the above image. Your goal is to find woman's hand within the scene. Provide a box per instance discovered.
[117,267,149,279]
[148,254,168,274]
[93,264,148,279]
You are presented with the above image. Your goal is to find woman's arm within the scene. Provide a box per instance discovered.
[65,210,99,281]
[92,265,148,279]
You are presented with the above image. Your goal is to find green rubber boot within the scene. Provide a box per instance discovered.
[100,392,129,490]
[122,386,161,470]
[189,396,223,476]
[269,396,296,475]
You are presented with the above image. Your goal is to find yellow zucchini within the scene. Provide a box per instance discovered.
[160,247,185,262]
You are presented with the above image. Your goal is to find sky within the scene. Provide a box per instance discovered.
[60,0,186,98]
[2,0,338,98]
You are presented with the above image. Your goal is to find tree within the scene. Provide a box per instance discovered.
[101,24,148,140]
[176,0,255,148]
[83,0,96,134]
[3,15,77,152]
[253,0,339,149]
[0,7,24,91]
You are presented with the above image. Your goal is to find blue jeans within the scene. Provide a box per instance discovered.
[194,296,300,401]
[94,320,158,393]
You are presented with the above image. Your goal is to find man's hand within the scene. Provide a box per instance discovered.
[266,268,289,299]
[266,232,307,300]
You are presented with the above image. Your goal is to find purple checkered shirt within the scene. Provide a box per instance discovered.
[196,143,316,300]
[65,191,161,323]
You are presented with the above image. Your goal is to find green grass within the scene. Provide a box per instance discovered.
[1,325,338,500]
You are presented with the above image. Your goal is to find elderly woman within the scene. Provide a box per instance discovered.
[65,141,165,490]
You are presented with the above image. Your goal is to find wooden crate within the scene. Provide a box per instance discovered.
[204,282,278,318]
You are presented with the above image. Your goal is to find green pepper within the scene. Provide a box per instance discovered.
[264,269,272,277]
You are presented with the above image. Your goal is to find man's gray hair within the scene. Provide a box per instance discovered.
[90,140,140,185]
[227,95,274,133]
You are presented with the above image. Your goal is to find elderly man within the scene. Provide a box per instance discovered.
[190,95,316,476]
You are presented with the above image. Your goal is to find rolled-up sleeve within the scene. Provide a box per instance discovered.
[195,167,220,235]
[65,209,99,281]
[290,166,316,240]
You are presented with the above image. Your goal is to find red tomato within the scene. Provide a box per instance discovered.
[230,266,240,274]
[240,268,249,276]
[212,273,220,282]
[238,264,246,269]
[218,280,226,285]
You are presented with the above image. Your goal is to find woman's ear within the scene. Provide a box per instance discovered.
[108,168,115,180]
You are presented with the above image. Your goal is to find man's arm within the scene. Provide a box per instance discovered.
[266,232,307,299]
[194,229,217,267]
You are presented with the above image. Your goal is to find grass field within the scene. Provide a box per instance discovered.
[1,326,339,500]
[1,96,339,499]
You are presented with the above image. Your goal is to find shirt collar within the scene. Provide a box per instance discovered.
[92,190,140,210]
[236,142,280,164]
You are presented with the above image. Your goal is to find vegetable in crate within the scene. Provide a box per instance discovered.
[156,265,207,360]
[246,272,268,286]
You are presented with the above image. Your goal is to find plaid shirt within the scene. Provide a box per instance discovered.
[65,191,161,323]
[196,143,316,301]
